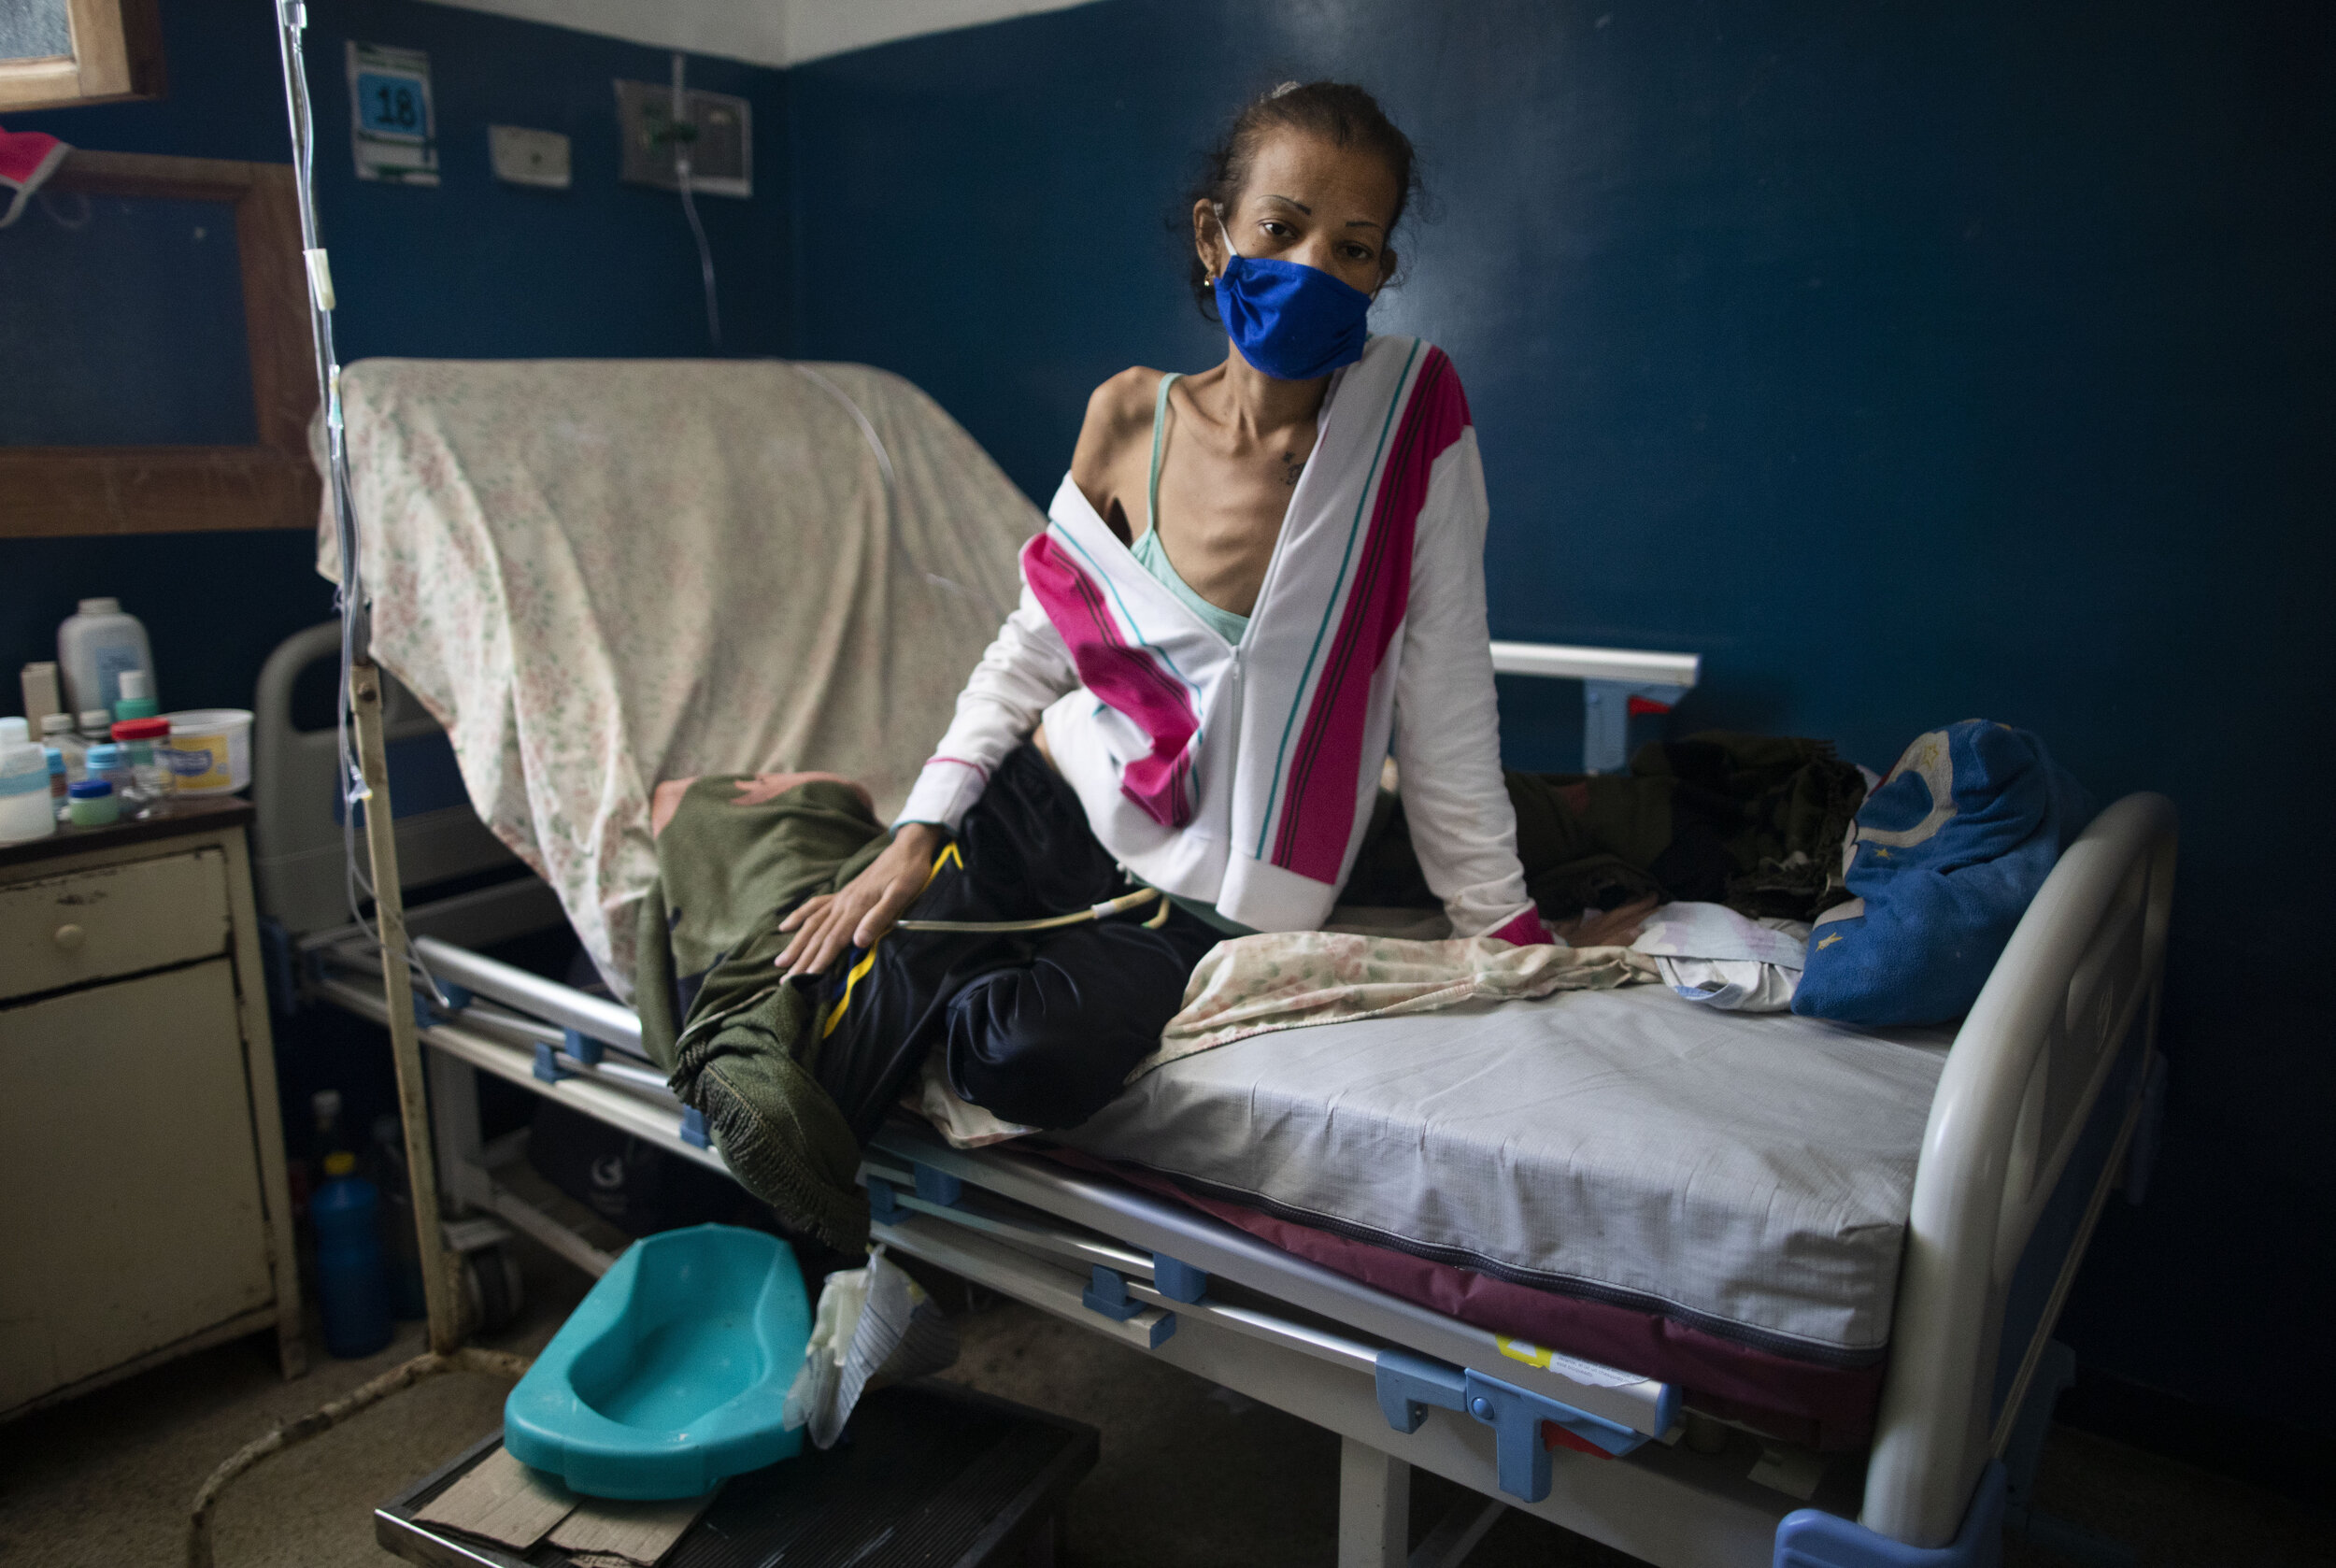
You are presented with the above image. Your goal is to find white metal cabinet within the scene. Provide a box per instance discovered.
[0,803,305,1418]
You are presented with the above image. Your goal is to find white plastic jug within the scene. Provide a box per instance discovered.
[57,598,154,720]
[0,722,53,843]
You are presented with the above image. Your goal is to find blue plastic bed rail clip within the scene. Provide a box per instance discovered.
[1080,1266,1176,1347]
[678,1106,709,1148]
[912,1163,962,1206]
[533,1041,572,1083]
[563,1028,605,1066]
[1373,1349,1646,1504]
[1151,1253,1207,1303]
[414,982,477,1030]
[864,1176,904,1224]
[1081,1265,1144,1321]
[1773,1461,2004,1568]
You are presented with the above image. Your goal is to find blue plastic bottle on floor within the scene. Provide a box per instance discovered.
[313,1152,393,1358]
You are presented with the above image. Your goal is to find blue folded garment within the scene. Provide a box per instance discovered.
[1793,720,2091,1027]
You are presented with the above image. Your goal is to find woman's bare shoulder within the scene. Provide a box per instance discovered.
[1071,366,1167,488]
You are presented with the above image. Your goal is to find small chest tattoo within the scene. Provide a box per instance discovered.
[1281,450,1305,488]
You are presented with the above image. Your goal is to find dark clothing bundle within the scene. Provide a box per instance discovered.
[1346,732,1868,924]
[635,746,1216,1251]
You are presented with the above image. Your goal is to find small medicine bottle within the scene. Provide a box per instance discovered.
[68,778,121,827]
[84,743,136,809]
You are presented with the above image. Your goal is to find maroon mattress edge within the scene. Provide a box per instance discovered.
[1043,1146,1885,1451]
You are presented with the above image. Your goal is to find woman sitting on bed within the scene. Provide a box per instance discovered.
[776,80,1551,1131]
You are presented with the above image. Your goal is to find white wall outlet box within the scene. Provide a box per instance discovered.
[613,80,752,198]
[490,125,572,189]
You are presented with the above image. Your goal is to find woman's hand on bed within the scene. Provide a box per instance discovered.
[776,822,950,979]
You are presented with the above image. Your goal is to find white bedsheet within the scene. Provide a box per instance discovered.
[1061,984,1954,1359]
[321,359,1039,991]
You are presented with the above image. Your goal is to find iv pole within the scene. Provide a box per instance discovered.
[185,8,530,1561]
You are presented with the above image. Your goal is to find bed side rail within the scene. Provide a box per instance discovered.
[1861,791,2177,1546]
[870,1120,1679,1446]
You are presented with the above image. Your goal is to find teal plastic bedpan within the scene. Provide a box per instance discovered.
[504,1224,812,1499]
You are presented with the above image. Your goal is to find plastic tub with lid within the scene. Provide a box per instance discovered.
[165,708,255,796]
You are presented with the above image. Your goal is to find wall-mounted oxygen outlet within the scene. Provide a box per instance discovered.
[613,80,751,198]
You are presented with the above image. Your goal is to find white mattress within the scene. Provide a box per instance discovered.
[1061,985,1953,1361]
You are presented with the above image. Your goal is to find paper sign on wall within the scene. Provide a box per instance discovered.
[348,41,438,186]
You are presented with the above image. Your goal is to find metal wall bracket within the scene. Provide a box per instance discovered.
[1582,678,1686,774]
[1374,1348,1651,1503]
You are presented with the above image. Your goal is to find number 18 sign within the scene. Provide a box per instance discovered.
[348,41,439,186]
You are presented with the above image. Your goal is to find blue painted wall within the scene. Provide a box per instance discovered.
[2,0,788,710]
[784,1,2335,1424]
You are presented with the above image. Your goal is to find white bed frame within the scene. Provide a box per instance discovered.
[262,640,2175,1568]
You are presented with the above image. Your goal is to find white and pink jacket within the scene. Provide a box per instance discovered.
[895,336,1548,944]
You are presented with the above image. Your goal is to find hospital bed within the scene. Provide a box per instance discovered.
[256,357,2175,1568]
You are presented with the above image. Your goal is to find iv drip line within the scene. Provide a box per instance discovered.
[670,51,722,349]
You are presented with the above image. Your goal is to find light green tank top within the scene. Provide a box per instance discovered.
[1134,373,1255,937]
[1133,372,1250,649]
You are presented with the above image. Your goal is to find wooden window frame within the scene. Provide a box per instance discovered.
[0,0,165,113]
[0,150,320,539]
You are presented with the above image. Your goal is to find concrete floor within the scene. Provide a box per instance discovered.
[2,1236,2329,1568]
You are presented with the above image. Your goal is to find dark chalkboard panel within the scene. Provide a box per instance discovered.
[0,192,257,446]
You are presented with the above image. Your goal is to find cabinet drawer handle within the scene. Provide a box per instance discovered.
[53,923,86,952]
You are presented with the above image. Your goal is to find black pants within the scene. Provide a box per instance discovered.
[816,745,1218,1134]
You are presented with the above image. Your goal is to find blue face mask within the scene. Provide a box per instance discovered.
[1212,215,1375,381]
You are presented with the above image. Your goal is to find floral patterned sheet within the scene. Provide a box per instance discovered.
[1139,931,1656,1077]
[320,358,1039,993]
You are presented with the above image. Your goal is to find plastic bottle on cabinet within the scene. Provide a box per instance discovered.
[57,598,153,719]
[67,778,120,827]
[82,744,140,815]
[40,710,75,763]
[112,669,160,721]
[0,720,54,843]
[111,717,173,804]
[313,1151,393,1358]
